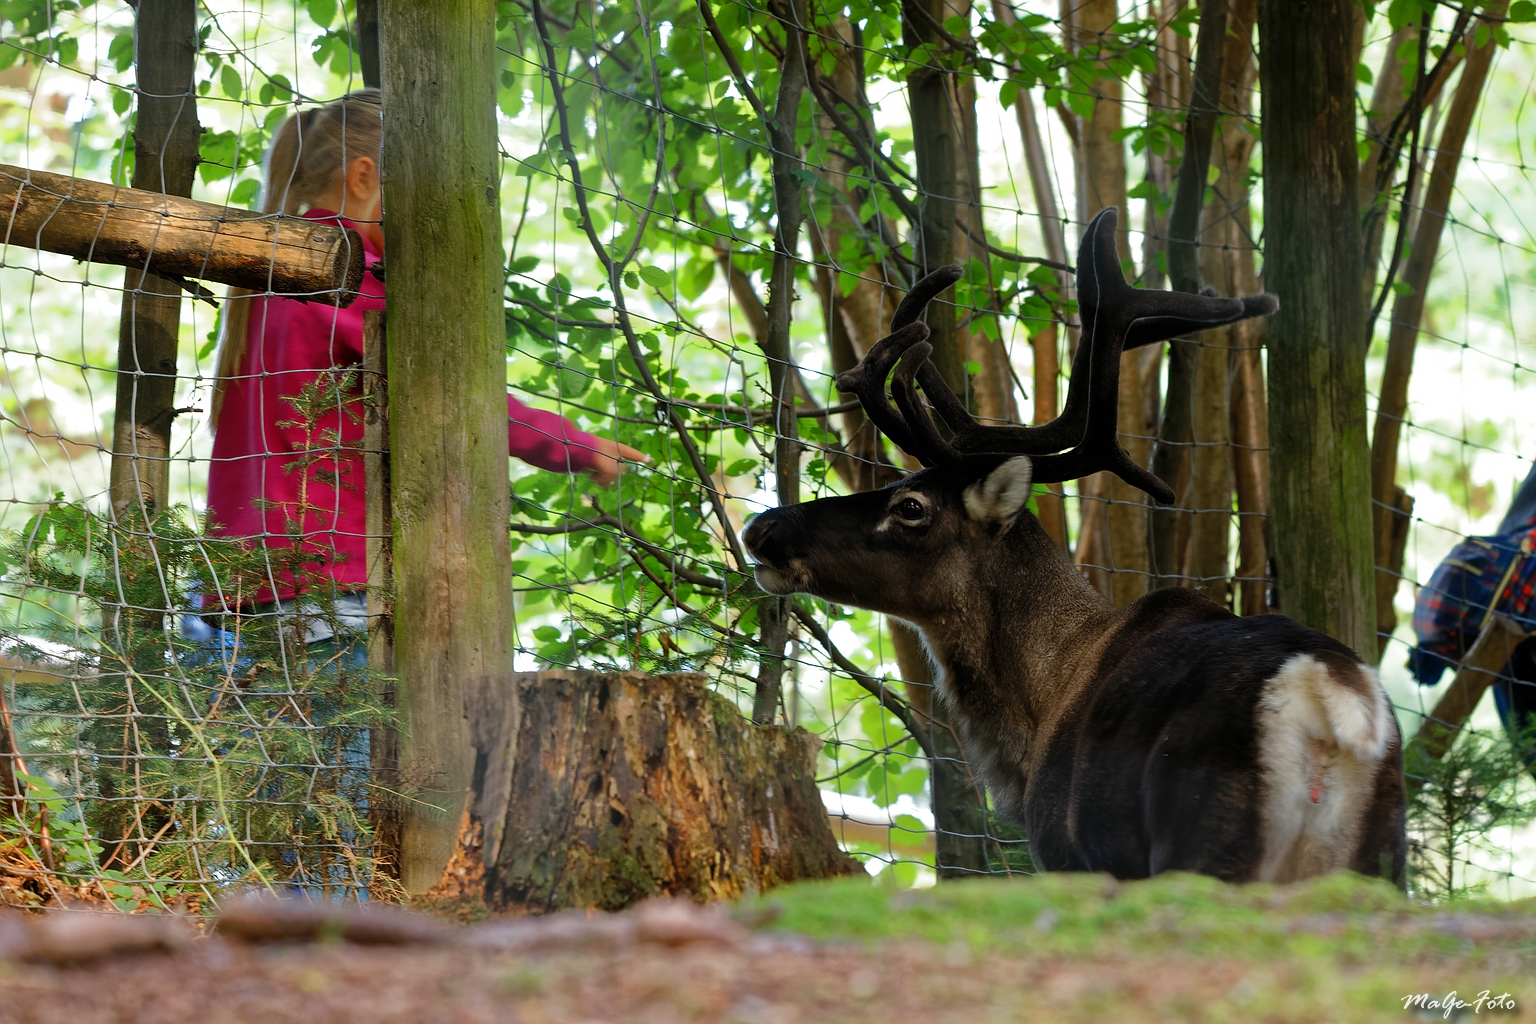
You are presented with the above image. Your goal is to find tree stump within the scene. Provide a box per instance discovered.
[432,671,860,913]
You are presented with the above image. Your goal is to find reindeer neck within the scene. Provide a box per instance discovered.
[917,512,1115,739]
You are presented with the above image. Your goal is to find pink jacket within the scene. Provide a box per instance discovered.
[206,209,600,603]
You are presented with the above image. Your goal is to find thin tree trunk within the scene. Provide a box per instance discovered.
[1360,22,1465,305]
[1218,0,1270,616]
[1149,0,1228,589]
[1140,0,1190,291]
[904,0,992,877]
[1258,0,1374,659]
[1368,1,1505,660]
[752,0,811,727]
[990,23,1069,549]
[357,0,380,89]
[109,0,200,522]
[1066,0,1147,606]
[806,16,901,494]
[381,0,514,893]
[1183,0,1256,607]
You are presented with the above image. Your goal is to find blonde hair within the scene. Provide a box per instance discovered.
[210,89,383,428]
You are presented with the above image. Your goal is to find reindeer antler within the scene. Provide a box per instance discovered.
[836,208,1279,502]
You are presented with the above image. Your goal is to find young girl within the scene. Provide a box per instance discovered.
[206,89,641,616]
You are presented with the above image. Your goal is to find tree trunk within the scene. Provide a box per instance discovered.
[806,17,902,493]
[903,0,995,876]
[439,671,860,912]
[109,0,200,521]
[887,621,991,878]
[362,311,401,880]
[1149,0,1228,590]
[1368,2,1504,661]
[357,0,381,89]
[1066,0,1147,607]
[1257,0,1374,659]
[379,0,514,893]
[751,0,811,726]
[990,0,1072,549]
[1183,0,1257,608]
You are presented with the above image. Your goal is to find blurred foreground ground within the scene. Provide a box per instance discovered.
[1,872,1533,1023]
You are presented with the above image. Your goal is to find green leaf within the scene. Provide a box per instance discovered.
[307,0,337,28]
[1206,162,1222,185]
[965,359,983,375]
[1512,0,1536,20]
[107,31,134,73]
[1355,62,1374,85]
[723,458,757,477]
[639,265,671,290]
[623,270,640,289]
[112,87,132,116]
[510,255,540,274]
[533,625,562,642]
[268,74,293,102]
[230,178,260,208]
[220,64,242,100]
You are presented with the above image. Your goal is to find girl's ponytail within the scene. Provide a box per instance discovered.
[210,92,381,428]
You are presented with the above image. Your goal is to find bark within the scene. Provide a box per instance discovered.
[446,671,860,912]
[806,16,902,494]
[1257,0,1374,659]
[886,620,991,877]
[108,0,200,520]
[362,311,400,880]
[1230,310,1271,616]
[1182,0,1257,607]
[1360,22,1465,304]
[1368,3,1504,661]
[1149,0,1228,589]
[752,0,811,726]
[357,0,381,89]
[1065,0,1146,606]
[903,0,996,875]
[0,165,365,300]
[380,0,514,893]
[992,1,1070,550]
[1140,0,1190,290]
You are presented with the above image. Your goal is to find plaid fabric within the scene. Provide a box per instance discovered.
[1409,514,1536,687]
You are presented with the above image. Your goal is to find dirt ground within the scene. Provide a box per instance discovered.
[2,874,1534,1024]
[0,927,1513,1024]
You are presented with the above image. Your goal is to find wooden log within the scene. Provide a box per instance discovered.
[379,0,513,894]
[0,163,365,304]
[441,671,861,913]
[1407,613,1533,798]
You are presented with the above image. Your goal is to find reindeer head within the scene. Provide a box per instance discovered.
[743,208,1277,623]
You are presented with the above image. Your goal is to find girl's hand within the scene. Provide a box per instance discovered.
[586,437,649,486]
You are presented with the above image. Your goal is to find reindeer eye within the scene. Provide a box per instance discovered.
[893,497,927,521]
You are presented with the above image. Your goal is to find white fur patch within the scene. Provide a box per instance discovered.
[1254,654,1392,883]
[962,456,1034,524]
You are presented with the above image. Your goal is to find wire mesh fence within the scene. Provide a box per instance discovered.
[1,0,1534,913]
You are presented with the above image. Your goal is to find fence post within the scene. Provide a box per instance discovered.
[1256,0,1375,659]
[378,0,514,893]
[108,0,200,521]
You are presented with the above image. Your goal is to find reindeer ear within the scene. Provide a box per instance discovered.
[963,456,1035,524]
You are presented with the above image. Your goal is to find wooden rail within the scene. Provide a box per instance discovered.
[0,163,365,305]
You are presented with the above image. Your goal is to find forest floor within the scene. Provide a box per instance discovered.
[1,871,1534,1023]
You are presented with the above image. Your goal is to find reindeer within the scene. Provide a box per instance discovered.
[745,209,1406,884]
